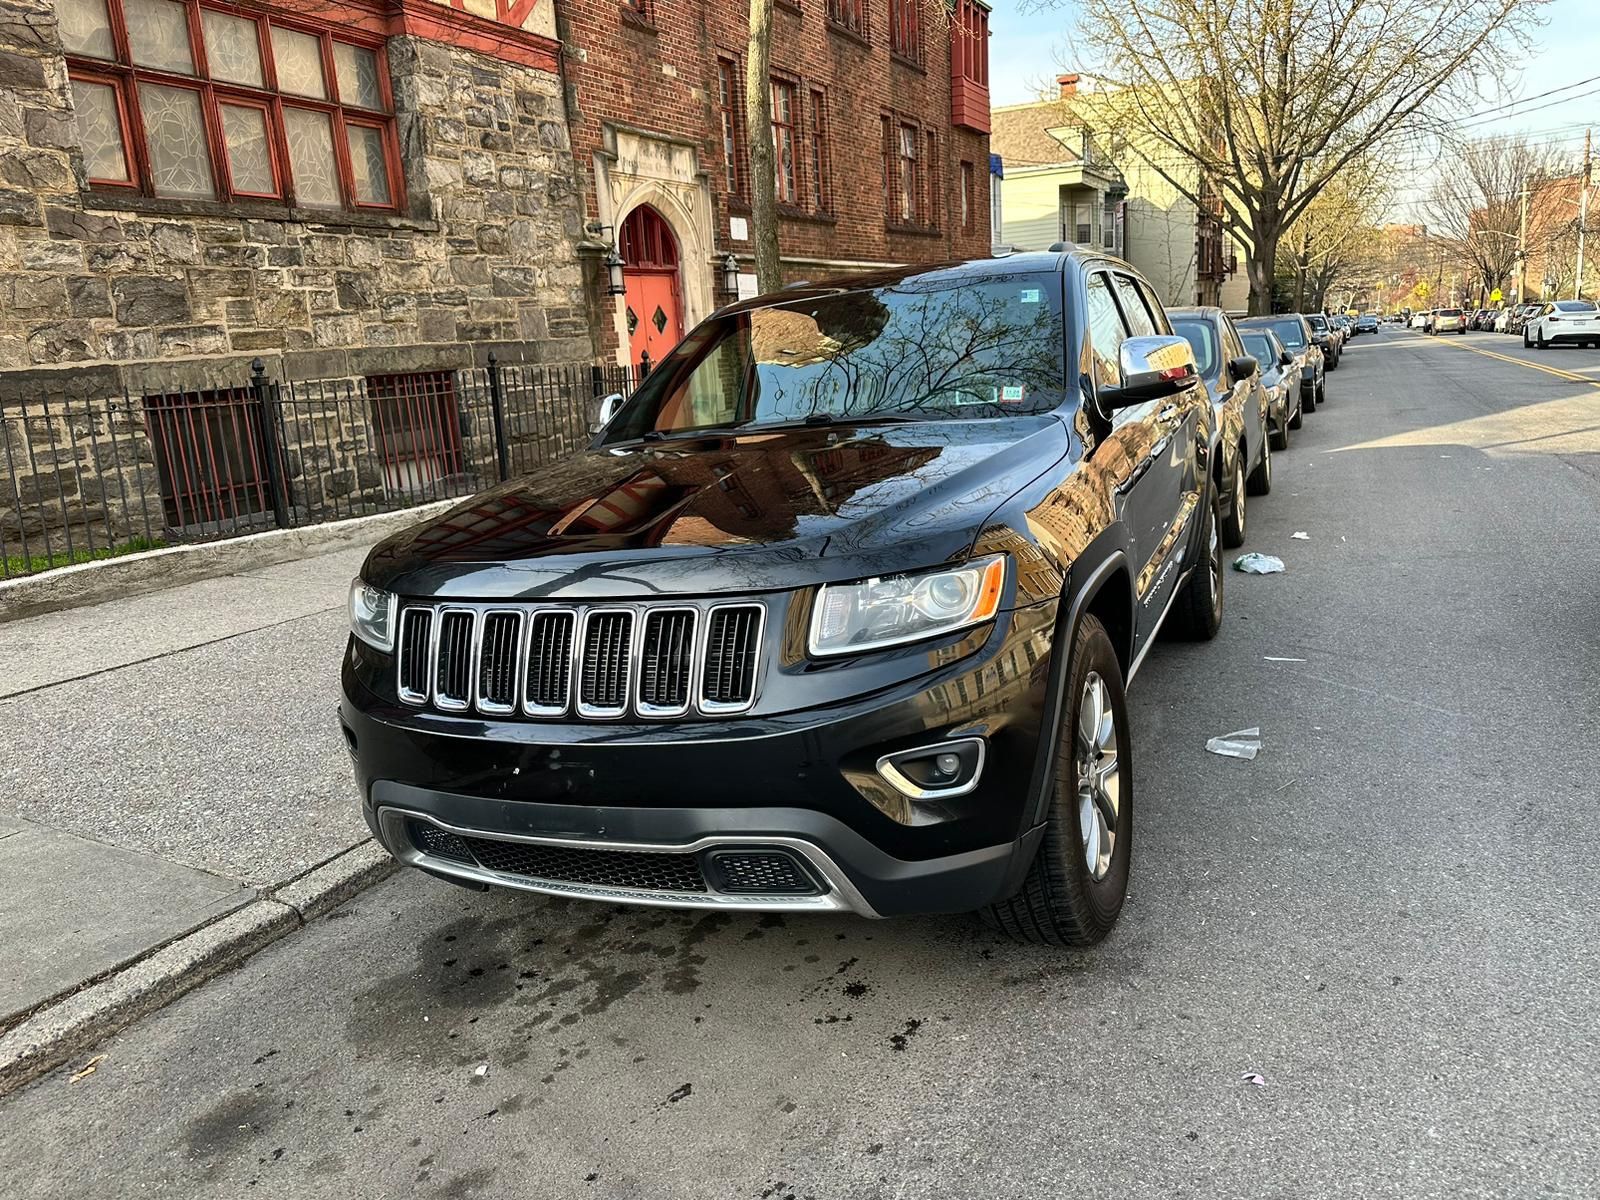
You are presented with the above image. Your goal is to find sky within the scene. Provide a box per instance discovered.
[985,0,1600,212]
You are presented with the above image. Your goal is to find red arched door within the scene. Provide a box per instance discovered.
[620,206,683,374]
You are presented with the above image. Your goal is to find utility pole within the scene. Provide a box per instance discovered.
[1517,182,1528,303]
[1576,128,1591,301]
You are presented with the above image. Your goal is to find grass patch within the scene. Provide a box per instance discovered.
[3,535,166,578]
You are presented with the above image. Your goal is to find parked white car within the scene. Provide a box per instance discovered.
[1493,308,1513,333]
[1523,300,1600,349]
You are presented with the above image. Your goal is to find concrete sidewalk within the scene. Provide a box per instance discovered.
[0,544,392,1085]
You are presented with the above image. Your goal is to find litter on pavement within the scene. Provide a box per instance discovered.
[68,1053,107,1083]
[1206,727,1263,760]
[1290,531,1310,540]
[1241,1072,1268,1087]
[1233,553,1285,574]
[1263,656,1306,662]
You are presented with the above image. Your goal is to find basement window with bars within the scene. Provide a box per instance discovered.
[142,388,274,532]
[366,372,466,495]
[60,0,401,211]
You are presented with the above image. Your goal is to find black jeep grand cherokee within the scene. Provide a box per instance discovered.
[341,250,1225,946]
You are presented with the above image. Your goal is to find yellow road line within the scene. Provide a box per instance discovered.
[1419,333,1600,386]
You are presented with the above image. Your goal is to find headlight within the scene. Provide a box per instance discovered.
[349,578,397,652]
[809,556,1007,657]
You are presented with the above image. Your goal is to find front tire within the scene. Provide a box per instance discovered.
[982,614,1132,947]
[1289,395,1304,429]
[1271,411,1291,449]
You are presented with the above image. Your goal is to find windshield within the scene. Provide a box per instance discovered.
[1172,318,1220,380]
[602,272,1067,441]
[1240,332,1277,367]
[1252,318,1306,349]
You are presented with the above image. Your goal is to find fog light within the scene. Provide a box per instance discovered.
[876,737,987,799]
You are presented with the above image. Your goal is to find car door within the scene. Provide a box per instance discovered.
[1109,271,1193,634]
[1221,316,1262,469]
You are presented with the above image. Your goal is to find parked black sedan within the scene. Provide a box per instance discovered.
[1237,326,1300,448]
[1239,313,1326,414]
[1170,306,1272,549]
[342,250,1225,948]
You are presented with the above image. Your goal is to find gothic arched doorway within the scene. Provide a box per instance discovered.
[620,205,684,374]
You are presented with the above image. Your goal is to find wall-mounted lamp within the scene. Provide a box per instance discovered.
[720,252,740,301]
[587,222,627,296]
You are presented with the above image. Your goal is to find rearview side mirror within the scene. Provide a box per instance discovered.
[1227,354,1259,384]
[590,391,625,434]
[1279,350,1295,367]
[1101,335,1199,410]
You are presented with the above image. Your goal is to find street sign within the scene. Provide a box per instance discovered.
[1490,288,1502,302]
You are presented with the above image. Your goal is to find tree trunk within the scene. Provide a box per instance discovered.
[1247,226,1279,315]
[744,0,781,294]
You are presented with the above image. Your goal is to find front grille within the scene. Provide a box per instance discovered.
[701,605,763,711]
[707,851,822,895]
[579,610,633,716]
[638,609,696,714]
[458,835,708,893]
[395,599,765,720]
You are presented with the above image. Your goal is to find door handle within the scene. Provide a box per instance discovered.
[1156,404,1180,422]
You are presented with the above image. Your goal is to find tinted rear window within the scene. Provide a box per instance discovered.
[1439,309,1462,317]
[1554,300,1597,312]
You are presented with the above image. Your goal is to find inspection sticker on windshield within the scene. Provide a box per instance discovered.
[1019,289,1041,304]
[1000,385,1026,404]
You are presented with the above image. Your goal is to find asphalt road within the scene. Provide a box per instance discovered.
[4,328,1599,1199]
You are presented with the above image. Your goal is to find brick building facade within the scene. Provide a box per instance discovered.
[557,0,994,367]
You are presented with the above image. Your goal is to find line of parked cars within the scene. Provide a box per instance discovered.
[1413,300,1600,347]
[341,248,1354,951]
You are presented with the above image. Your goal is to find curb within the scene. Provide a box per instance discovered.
[0,501,456,624]
[0,840,397,1099]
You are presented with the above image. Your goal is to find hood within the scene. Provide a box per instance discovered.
[361,417,1069,601]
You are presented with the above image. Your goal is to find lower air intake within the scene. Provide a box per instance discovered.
[707,850,823,895]
[458,835,709,893]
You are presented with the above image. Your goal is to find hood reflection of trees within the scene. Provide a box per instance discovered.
[758,283,1067,422]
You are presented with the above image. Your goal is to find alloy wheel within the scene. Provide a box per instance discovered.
[1233,461,1246,538]
[1076,671,1121,881]
[1206,504,1222,610]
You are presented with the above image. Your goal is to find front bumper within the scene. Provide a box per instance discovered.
[341,601,1058,917]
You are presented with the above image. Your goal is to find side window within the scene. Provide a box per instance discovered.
[1112,274,1157,337]
[1135,279,1171,334]
[1221,317,1245,364]
[1084,272,1129,387]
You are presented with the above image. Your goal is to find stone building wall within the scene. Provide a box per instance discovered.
[0,0,596,399]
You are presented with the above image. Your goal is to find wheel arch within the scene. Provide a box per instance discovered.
[1024,540,1135,828]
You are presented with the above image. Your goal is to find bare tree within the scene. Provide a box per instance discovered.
[1278,159,1391,309]
[1048,0,1545,313]
[1425,135,1570,302]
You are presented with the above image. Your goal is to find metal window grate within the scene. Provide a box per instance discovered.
[524,610,575,715]
[702,605,762,711]
[578,610,633,716]
[434,609,475,711]
[475,611,522,714]
[638,608,696,714]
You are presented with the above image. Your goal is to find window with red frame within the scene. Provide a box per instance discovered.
[807,89,831,212]
[925,129,938,227]
[59,0,400,211]
[960,160,974,232]
[880,116,892,212]
[716,58,744,196]
[952,0,989,85]
[888,0,920,62]
[827,0,867,38]
[771,78,797,204]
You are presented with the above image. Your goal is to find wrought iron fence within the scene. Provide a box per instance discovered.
[0,355,639,581]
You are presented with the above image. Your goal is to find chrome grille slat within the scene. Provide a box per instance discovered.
[433,609,476,712]
[394,600,762,719]
[475,611,523,715]
[523,610,575,716]
[578,610,633,718]
[637,608,696,716]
